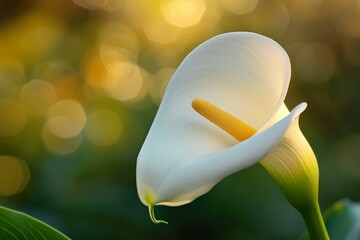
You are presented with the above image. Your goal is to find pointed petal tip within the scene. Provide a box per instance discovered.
[292,102,307,117]
[148,204,168,224]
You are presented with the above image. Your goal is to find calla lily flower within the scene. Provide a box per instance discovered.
[136,32,312,223]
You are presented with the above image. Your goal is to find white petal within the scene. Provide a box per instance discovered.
[137,32,292,206]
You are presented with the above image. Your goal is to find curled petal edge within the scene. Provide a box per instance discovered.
[152,102,308,207]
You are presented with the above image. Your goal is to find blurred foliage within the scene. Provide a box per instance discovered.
[322,199,360,240]
[0,0,359,239]
[301,199,360,240]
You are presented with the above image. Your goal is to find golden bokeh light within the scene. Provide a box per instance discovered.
[85,109,122,146]
[21,25,59,56]
[0,12,62,64]
[103,61,143,101]
[30,61,81,100]
[32,61,73,83]
[0,99,27,137]
[222,0,259,15]
[47,100,86,138]
[290,0,324,22]
[101,50,147,102]
[0,155,31,196]
[143,18,182,44]
[0,0,359,238]
[99,45,137,66]
[73,0,126,12]
[42,122,83,155]
[160,0,206,28]
[20,79,58,116]
[83,46,147,102]
[98,23,139,56]
[73,0,109,10]
[0,59,26,96]
[149,68,175,105]
[332,0,360,38]
[82,52,106,89]
[53,75,82,100]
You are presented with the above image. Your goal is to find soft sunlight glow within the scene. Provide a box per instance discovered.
[143,19,181,44]
[47,100,86,138]
[83,46,147,102]
[0,155,30,196]
[290,0,323,22]
[160,0,206,28]
[98,24,139,56]
[82,52,106,89]
[222,0,259,15]
[73,0,125,11]
[20,79,58,116]
[6,12,62,61]
[0,99,27,137]
[73,0,109,10]
[42,123,83,155]
[0,1,354,237]
[85,109,122,146]
[103,59,145,101]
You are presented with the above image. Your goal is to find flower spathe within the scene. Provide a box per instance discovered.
[136,32,310,219]
[260,104,320,210]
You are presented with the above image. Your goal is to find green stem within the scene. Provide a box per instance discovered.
[300,201,329,240]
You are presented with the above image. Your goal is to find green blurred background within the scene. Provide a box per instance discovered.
[0,0,359,239]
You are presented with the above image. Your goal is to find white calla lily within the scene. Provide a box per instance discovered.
[136,32,310,222]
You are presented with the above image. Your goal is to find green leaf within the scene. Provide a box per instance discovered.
[300,199,360,240]
[0,206,70,240]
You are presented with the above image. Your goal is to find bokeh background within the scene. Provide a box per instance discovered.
[0,0,359,239]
